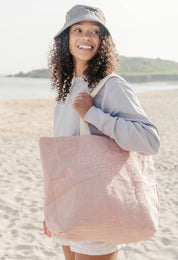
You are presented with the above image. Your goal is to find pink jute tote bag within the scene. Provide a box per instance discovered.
[39,74,160,244]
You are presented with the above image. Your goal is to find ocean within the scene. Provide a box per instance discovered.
[0,76,178,99]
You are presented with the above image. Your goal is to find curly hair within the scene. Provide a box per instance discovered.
[48,23,119,102]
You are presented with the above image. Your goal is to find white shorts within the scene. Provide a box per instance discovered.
[52,236,124,256]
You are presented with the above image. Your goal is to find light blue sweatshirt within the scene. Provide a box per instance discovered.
[53,75,160,155]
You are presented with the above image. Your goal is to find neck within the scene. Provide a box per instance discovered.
[74,59,88,77]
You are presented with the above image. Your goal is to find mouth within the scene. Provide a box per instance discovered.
[77,45,94,50]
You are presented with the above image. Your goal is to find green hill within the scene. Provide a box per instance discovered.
[119,56,178,74]
[8,69,50,79]
[118,56,178,82]
[9,56,178,82]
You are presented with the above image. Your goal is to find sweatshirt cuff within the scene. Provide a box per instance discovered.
[83,106,105,130]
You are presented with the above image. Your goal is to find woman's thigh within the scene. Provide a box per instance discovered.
[62,245,75,260]
[62,246,119,260]
[75,250,119,260]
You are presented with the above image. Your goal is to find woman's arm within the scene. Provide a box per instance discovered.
[84,77,160,155]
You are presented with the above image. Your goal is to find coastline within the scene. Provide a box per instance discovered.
[1,89,178,259]
[0,75,178,100]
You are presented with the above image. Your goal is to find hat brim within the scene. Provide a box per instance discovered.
[54,16,110,39]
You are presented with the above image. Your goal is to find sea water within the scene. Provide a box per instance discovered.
[0,76,54,99]
[0,76,178,99]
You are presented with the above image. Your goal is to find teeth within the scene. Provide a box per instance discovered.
[78,45,92,49]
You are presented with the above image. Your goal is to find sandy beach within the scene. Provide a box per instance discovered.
[0,89,178,260]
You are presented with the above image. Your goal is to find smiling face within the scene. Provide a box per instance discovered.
[69,21,101,68]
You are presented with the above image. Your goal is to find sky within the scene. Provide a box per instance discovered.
[0,0,178,74]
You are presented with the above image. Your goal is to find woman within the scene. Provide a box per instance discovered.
[44,4,160,260]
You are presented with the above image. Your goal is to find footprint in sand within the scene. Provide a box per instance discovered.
[161,237,170,246]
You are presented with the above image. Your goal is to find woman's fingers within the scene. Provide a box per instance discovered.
[43,220,52,237]
[74,91,91,102]
[72,90,94,118]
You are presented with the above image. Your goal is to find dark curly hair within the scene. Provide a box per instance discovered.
[48,23,119,102]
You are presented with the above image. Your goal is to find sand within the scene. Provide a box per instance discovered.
[0,90,178,260]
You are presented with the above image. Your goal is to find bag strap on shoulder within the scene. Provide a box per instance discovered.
[89,73,118,97]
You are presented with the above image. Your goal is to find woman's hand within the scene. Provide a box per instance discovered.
[43,220,52,237]
[72,90,94,118]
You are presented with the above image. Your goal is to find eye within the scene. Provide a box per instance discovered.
[92,30,100,34]
[74,29,81,33]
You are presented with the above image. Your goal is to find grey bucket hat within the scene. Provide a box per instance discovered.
[54,4,110,39]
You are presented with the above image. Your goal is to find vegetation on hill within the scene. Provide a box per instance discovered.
[8,69,50,79]
[8,56,178,82]
[118,56,178,82]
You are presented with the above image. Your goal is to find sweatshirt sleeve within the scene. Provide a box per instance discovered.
[83,76,160,155]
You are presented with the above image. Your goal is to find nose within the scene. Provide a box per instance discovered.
[80,31,91,40]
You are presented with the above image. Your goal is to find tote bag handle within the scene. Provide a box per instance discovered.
[79,73,118,136]
[79,73,119,135]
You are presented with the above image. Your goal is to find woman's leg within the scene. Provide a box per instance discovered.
[75,250,119,260]
[62,245,75,260]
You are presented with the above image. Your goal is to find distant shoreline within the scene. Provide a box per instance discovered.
[5,55,178,83]
[0,76,178,100]
[6,73,178,84]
